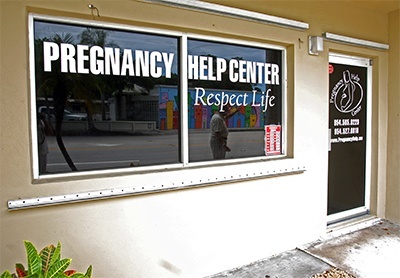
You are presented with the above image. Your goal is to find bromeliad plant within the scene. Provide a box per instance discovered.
[1,241,92,278]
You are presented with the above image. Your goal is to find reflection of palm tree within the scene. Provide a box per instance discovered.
[71,73,104,132]
[78,28,159,122]
[35,33,77,171]
[36,30,114,171]
[79,28,117,124]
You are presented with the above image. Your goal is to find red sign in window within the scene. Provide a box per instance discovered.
[265,125,281,155]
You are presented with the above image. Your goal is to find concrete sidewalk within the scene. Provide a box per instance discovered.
[207,218,400,278]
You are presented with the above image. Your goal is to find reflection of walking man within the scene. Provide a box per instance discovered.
[37,112,51,174]
[210,106,236,159]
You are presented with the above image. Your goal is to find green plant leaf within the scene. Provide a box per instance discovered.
[25,274,40,278]
[39,245,56,274]
[24,241,42,276]
[3,241,91,278]
[68,264,92,278]
[49,243,61,268]
[69,274,84,278]
[53,274,68,278]
[0,270,13,278]
[83,266,92,278]
[45,259,71,278]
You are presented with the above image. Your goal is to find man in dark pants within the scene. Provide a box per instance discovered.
[209,105,237,159]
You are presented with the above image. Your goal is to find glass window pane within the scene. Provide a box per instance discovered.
[34,20,180,174]
[187,39,283,162]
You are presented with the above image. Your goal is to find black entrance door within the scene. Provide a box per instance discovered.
[328,56,369,217]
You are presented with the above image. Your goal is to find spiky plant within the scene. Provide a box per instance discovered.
[1,241,92,278]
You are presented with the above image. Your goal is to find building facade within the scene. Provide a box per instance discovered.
[1,1,399,277]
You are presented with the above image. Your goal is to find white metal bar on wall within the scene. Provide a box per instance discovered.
[140,0,309,30]
[8,165,306,210]
[324,32,389,50]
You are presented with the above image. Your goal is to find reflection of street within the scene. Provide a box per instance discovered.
[189,129,265,162]
[46,130,267,173]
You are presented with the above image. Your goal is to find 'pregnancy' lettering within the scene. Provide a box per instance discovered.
[43,41,174,78]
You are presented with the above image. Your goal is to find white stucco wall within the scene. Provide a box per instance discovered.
[386,9,400,224]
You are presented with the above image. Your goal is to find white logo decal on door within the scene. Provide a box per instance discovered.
[330,70,363,116]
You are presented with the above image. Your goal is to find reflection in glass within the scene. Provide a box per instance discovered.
[34,20,180,174]
[187,39,283,162]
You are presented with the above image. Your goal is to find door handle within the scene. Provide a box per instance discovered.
[328,128,331,151]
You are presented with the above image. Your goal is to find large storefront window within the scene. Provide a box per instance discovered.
[32,16,285,177]
[34,19,180,174]
[187,39,283,162]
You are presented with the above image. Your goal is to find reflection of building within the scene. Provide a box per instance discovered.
[107,85,271,130]
[195,103,202,128]
[36,97,109,121]
[154,86,179,130]
[152,85,269,130]
[109,85,158,125]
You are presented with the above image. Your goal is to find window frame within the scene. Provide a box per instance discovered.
[184,34,287,165]
[29,13,288,181]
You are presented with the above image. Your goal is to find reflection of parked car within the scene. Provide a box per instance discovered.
[38,106,87,121]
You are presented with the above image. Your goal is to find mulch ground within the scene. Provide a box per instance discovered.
[311,267,356,278]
